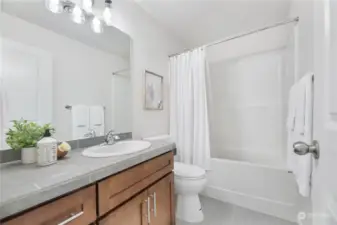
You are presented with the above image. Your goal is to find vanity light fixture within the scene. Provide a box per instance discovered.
[83,0,93,13]
[91,16,103,34]
[46,0,62,14]
[103,0,112,25]
[45,0,111,34]
[72,5,85,24]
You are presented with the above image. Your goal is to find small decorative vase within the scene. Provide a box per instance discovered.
[21,147,36,164]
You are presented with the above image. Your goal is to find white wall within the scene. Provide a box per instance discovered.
[207,24,294,64]
[0,13,129,141]
[289,0,314,79]
[107,0,186,138]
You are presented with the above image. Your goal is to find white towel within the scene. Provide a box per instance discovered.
[287,73,314,197]
[89,105,105,136]
[287,85,297,132]
[295,79,306,135]
[287,84,298,171]
[72,105,90,139]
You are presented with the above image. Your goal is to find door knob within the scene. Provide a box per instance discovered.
[293,140,320,159]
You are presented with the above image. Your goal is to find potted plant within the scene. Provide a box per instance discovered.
[6,119,54,164]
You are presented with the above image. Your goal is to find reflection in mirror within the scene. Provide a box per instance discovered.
[0,0,132,150]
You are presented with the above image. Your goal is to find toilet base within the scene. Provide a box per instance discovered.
[176,194,204,223]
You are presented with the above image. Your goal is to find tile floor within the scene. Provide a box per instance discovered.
[176,196,296,225]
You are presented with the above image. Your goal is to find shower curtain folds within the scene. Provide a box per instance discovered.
[169,47,211,170]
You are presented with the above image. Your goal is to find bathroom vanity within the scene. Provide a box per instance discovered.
[0,141,175,225]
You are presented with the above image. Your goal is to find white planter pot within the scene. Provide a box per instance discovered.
[21,147,36,164]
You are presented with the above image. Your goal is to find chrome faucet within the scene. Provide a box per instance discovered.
[105,130,121,145]
[84,129,96,138]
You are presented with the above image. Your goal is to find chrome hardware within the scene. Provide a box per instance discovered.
[84,129,96,138]
[58,211,84,225]
[293,140,320,159]
[104,130,121,145]
[150,193,157,217]
[147,197,151,224]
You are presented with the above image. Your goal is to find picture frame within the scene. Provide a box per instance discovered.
[144,70,164,110]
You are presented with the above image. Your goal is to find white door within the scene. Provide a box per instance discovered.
[0,39,53,149]
[310,0,337,224]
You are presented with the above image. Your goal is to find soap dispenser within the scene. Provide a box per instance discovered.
[37,129,57,166]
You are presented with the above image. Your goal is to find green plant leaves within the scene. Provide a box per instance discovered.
[5,119,55,150]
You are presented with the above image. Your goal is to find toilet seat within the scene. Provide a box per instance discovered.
[174,162,206,179]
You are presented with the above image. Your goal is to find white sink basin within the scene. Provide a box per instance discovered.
[82,140,152,158]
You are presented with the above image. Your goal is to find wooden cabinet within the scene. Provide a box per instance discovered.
[99,191,148,225]
[148,173,175,225]
[98,152,173,217]
[2,186,96,225]
[2,152,175,225]
[99,173,174,225]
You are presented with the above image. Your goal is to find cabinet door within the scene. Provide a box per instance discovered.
[98,152,173,216]
[147,173,175,225]
[99,191,149,225]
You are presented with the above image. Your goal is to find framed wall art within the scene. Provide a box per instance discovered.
[144,70,163,110]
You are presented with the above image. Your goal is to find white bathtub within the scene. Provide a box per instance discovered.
[202,158,305,223]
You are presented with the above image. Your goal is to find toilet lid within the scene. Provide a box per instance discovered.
[174,162,206,179]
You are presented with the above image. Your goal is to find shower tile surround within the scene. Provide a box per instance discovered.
[0,132,132,163]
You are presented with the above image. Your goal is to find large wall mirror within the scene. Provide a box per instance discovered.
[0,0,132,150]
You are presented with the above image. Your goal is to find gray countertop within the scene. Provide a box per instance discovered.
[0,139,175,220]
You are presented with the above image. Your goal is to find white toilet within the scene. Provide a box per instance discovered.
[174,162,207,223]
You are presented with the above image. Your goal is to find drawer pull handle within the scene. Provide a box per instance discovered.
[58,211,84,225]
[147,197,151,224]
[151,193,157,217]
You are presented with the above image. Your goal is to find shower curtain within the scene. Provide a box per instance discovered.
[169,47,211,170]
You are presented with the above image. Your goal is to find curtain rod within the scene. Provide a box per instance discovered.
[112,68,130,76]
[169,17,299,58]
[65,105,106,110]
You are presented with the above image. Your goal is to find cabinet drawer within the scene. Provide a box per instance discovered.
[3,185,96,225]
[98,152,174,216]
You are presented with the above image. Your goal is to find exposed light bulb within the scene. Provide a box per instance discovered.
[103,6,112,25]
[91,17,103,34]
[72,5,85,24]
[46,0,62,14]
[83,0,93,13]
